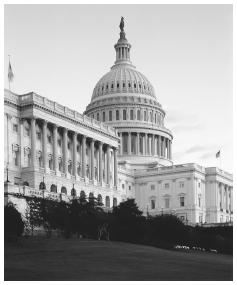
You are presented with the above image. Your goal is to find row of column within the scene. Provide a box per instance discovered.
[30,118,118,187]
[219,183,232,212]
[118,132,172,159]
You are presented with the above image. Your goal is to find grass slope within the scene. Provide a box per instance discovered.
[5,237,233,281]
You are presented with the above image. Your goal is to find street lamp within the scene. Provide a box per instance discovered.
[6,162,10,183]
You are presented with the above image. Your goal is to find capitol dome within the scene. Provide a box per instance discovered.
[85,18,173,168]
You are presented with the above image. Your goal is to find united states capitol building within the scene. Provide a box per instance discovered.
[4,19,233,225]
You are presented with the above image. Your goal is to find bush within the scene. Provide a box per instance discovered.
[5,203,24,241]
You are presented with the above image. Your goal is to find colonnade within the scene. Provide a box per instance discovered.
[29,118,118,187]
[219,183,233,213]
[118,132,172,159]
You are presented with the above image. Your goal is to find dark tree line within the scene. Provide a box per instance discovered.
[4,196,232,254]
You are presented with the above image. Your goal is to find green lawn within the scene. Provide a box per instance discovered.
[4,237,233,281]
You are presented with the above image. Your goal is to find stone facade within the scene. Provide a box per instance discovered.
[4,19,233,225]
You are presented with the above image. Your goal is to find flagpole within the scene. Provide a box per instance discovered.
[8,55,11,91]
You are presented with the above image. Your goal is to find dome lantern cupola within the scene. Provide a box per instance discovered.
[113,17,133,68]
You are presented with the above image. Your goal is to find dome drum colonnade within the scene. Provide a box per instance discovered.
[85,17,173,164]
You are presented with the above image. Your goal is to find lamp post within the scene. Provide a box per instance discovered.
[6,163,10,183]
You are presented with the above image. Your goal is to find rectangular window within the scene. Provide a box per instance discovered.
[180,196,185,207]
[130,109,134,120]
[164,183,169,189]
[151,185,155,191]
[179,181,184,188]
[151,199,155,209]
[165,198,170,208]
[13,124,18,132]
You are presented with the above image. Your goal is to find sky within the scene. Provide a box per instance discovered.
[4,4,233,172]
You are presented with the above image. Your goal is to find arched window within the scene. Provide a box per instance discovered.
[150,111,153,122]
[109,110,112,121]
[23,181,29,186]
[105,196,110,208]
[98,194,103,205]
[71,188,76,197]
[123,110,127,120]
[39,181,46,190]
[50,184,57,193]
[137,109,141,120]
[130,109,134,120]
[155,113,157,123]
[61,186,67,195]
[103,112,105,122]
[116,110,119,120]
[144,110,147,121]
[113,197,117,207]
[97,113,100,121]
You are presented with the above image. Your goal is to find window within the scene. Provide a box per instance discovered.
[103,112,105,122]
[179,181,184,188]
[151,199,155,209]
[97,113,100,121]
[199,215,203,223]
[122,184,125,189]
[48,135,52,143]
[12,150,19,166]
[24,127,30,136]
[111,84,114,89]
[165,198,170,208]
[116,110,119,120]
[130,109,134,120]
[105,196,110,207]
[137,110,141,120]
[123,83,125,88]
[109,110,112,121]
[128,185,131,191]
[144,110,147,121]
[37,132,41,140]
[180,196,185,207]
[13,123,18,132]
[164,183,169,189]
[117,83,119,88]
[123,110,127,120]
[150,112,153,122]
[134,83,136,88]
[198,182,201,188]
[198,194,201,207]
[151,185,155,191]
[113,197,117,207]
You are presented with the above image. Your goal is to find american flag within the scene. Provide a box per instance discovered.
[216,150,220,158]
[8,61,14,82]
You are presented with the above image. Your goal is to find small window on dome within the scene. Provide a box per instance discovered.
[106,85,108,89]
[102,86,104,91]
[111,84,114,89]
[144,85,146,90]
[123,83,125,88]
[134,83,136,88]
[117,83,119,88]
[97,113,100,121]
[139,84,141,89]
[128,83,131,88]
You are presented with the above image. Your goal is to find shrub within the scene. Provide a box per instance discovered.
[5,203,24,241]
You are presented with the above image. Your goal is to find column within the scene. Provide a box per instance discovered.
[90,139,95,181]
[170,140,172,160]
[63,128,68,174]
[114,148,118,187]
[53,124,58,172]
[162,137,165,157]
[42,120,48,170]
[72,132,77,176]
[31,118,36,167]
[82,135,86,178]
[120,132,123,155]
[137,133,140,155]
[167,139,170,159]
[128,132,131,155]
[143,134,146,155]
[151,134,155,156]
[144,133,148,155]
[158,135,161,157]
[107,145,110,184]
[154,135,157,155]
[99,142,103,183]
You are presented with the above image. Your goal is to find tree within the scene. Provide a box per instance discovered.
[5,203,24,241]
[25,196,43,236]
